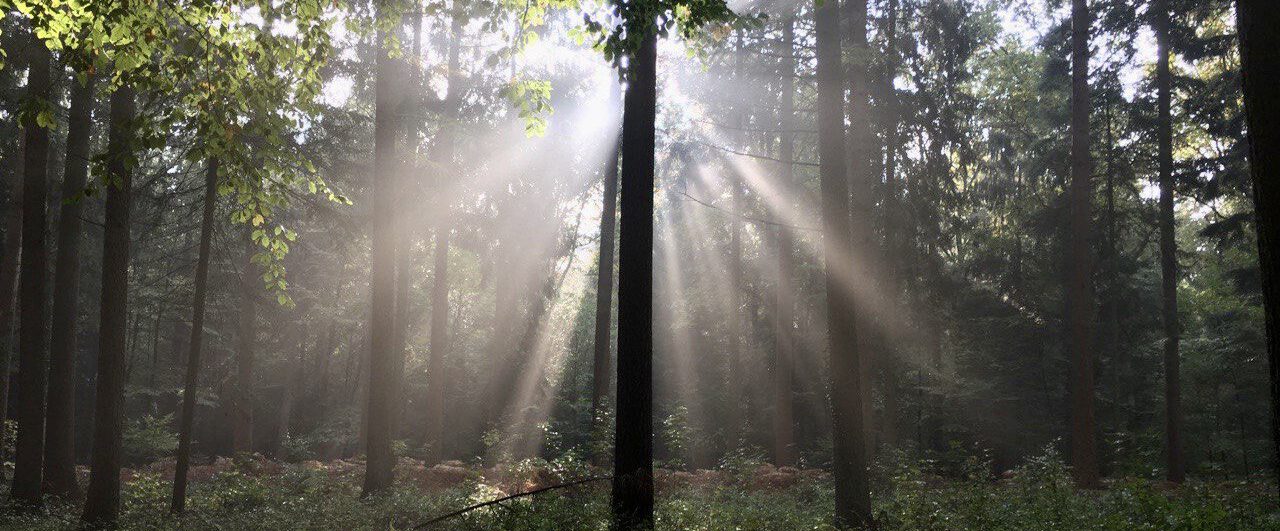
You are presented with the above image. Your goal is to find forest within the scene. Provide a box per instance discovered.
[0,0,1278,529]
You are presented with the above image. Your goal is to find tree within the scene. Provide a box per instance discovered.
[233,233,256,453]
[1066,0,1100,489]
[170,159,220,514]
[771,15,798,469]
[10,28,53,507]
[43,70,95,500]
[82,84,136,527]
[0,139,22,463]
[816,0,872,525]
[1153,0,1184,484]
[363,5,408,496]
[1235,0,1280,495]
[613,29,657,531]
[591,131,620,466]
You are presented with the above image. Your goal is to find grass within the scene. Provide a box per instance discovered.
[1,451,1277,530]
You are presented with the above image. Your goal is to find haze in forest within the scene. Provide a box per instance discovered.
[0,0,1278,529]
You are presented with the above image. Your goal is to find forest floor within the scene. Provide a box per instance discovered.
[1,453,1278,530]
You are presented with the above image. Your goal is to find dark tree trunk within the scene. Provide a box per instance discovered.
[82,85,136,527]
[591,135,620,466]
[771,16,798,469]
[364,21,406,496]
[817,0,873,526]
[43,71,95,500]
[0,133,23,465]
[1067,0,1100,489]
[880,0,902,448]
[1235,0,1280,497]
[170,159,219,514]
[612,30,656,531]
[11,32,53,507]
[844,0,878,461]
[1154,0,1184,484]
[233,234,256,453]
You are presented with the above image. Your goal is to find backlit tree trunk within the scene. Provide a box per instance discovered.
[612,30,657,531]
[171,159,220,514]
[82,84,136,527]
[817,0,873,526]
[43,70,95,500]
[1067,0,1100,489]
[1154,0,1184,484]
[364,18,407,496]
[771,16,798,468]
[591,133,620,467]
[1235,0,1280,496]
[11,31,53,507]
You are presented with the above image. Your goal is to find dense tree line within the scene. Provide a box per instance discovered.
[0,0,1277,529]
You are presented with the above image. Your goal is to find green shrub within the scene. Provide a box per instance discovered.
[123,414,177,466]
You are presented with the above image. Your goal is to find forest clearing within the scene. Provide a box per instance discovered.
[1,0,1279,529]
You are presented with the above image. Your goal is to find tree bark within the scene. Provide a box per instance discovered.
[1154,0,1184,484]
[844,0,878,462]
[817,0,873,526]
[170,158,220,514]
[82,85,136,527]
[591,134,620,467]
[771,16,798,469]
[364,19,407,496]
[612,30,656,531]
[1067,0,1100,489]
[233,233,256,453]
[43,71,95,500]
[0,132,23,465]
[11,32,53,507]
[1235,0,1280,497]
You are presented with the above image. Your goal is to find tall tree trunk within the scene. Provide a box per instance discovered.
[612,30,656,531]
[11,32,53,507]
[879,0,902,448]
[1235,0,1280,497]
[844,0,878,462]
[82,85,136,527]
[0,130,23,465]
[1067,0,1100,489]
[423,5,463,464]
[817,0,872,526]
[591,134,620,467]
[726,31,746,445]
[233,233,256,453]
[1154,0,1184,484]
[170,159,220,514]
[43,72,95,499]
[771,16,798,468]
[364,19,406,496]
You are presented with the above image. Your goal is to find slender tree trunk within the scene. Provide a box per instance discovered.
[1235,0,1280,497]
[11,32,53,506]
[82,85,136,527]
[364,19,406,496]
[612,30,657,531]
[817,0,872,526]
[1067,0,1100,489]
[1154,0,1184,484]
[43,71,95,499]
[771,16,798,469]
[726,31,746,445]
[880,0,902,448]
[423,5,463,464]
[844,0,878,462]
[0,135,23,465]
[170,159,219,514]
[233,233,256,453]
[591,134,620,467]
